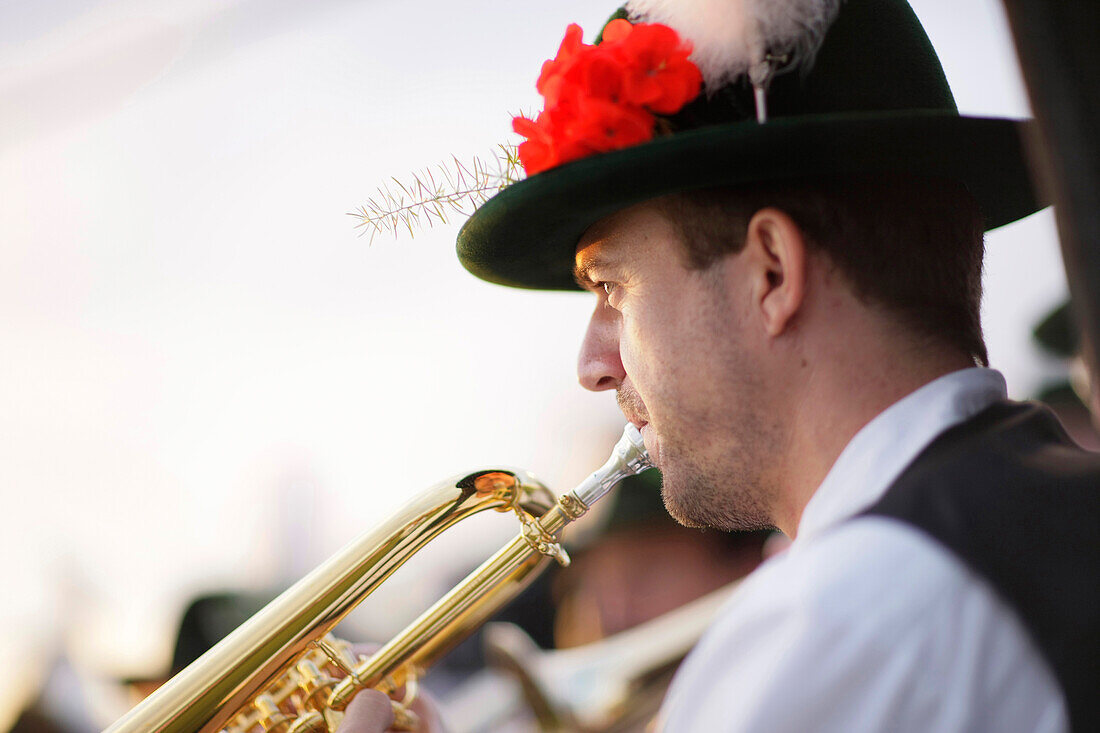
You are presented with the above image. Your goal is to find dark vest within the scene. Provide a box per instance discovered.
[863,401,1100,732]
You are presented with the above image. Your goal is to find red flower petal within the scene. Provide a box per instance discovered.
[514,21,702,176]
[600,18,633,44]
[537,23,585,96]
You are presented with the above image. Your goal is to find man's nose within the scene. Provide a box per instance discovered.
[578,305,625,392]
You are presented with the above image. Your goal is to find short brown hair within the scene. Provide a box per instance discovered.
[658,174,988,365]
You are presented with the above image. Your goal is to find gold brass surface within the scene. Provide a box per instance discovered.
[105,425,652,733]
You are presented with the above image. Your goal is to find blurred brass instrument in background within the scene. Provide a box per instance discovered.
[105,425,651,733]
[443,581,738,732]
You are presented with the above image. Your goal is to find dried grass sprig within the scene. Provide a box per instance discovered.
[350,145,524,243]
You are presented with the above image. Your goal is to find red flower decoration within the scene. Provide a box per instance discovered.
[513,20,703,176]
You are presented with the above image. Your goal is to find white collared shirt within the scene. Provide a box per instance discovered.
[658,368,1068,732]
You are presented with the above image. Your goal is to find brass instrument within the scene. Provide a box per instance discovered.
[105,424,652,733]
[480,582,739,732]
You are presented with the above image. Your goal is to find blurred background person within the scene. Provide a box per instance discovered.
[1031,301,1100,448]
[120,592,274,705]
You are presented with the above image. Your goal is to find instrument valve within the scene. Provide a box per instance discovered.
[254,694,294,733]
[285,711,327,733]
[295,659,340,711]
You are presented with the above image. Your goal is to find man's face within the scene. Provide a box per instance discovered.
[575,201,780,531]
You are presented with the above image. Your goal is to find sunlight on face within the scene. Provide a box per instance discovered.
[575,202,781,531]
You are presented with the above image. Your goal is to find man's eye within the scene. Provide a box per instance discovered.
[598,281,624,299]
[599,282,623,308]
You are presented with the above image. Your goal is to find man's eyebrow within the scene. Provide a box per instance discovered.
[573,253,610,289]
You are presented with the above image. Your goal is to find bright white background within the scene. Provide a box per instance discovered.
[0,0,1069,727]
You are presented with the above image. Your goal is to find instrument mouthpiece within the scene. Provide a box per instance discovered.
[571,424,654,507]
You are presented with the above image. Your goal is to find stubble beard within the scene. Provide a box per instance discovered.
[657,428,776,532]
[618,386,778,532]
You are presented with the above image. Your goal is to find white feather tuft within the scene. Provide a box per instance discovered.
[626,0,841,92]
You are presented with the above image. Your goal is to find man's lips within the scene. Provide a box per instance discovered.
[616,388,655,461]
[639,423,659,465]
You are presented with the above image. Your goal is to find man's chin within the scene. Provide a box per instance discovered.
[658,472,712,529]
[661,475,774,533]
[661,494,711,530]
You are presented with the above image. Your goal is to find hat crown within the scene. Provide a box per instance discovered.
[624,0,957,128]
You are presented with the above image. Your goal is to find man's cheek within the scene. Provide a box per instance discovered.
[618,320,655,375]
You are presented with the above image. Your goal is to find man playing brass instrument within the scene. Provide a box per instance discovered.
[344,0,1099,730]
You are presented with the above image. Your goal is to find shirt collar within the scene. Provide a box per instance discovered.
[794,367,1008,546]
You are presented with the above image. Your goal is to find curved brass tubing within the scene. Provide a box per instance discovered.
[105,424,651,733]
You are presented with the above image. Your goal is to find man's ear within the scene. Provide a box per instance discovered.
[742,207,808,337]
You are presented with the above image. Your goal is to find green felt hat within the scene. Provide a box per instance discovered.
[122,591,273,684]
[457,0,1044,291]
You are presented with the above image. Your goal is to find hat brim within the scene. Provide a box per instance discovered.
[457,111,1045,291]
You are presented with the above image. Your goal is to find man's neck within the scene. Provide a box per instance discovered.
[771,327,976,537]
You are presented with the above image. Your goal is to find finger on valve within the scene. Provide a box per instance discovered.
[335,689,394,732]
[338,645,427,731]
